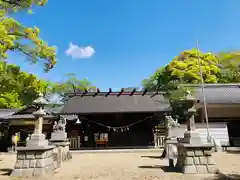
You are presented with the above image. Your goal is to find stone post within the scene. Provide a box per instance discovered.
[175,92,218,174]
[11,93,56,177]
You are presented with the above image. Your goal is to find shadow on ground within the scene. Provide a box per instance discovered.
[207,173,240,180]
[138,165,178,172]
[226,150,240,154]
[141,156,161,159]
[0,168,12,176]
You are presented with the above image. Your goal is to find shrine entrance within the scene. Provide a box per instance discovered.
[84,113,157,148]
[67,112,165,149]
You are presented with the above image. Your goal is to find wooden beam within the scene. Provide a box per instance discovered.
[93,88,100,97]
[150,91,158,98]
[65,92,81,97]
[81,89,88,97]
[105,88,112,97]
[117,88,124,97]
[142,89,147,96]
[130,88,136,96]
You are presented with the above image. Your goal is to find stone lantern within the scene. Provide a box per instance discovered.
[180,91,202,144]
[11,93,55,177]
[175,91,218,174]
[27,93,49,148]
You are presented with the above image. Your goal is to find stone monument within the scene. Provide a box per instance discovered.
[11,93,56,177]
[164,116,180,167]
[175,91,218,174]
[50,115,72,165]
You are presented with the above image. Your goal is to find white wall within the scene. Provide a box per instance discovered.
[170,123,229,145]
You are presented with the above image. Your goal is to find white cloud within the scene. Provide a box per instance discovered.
[65,42,95,59]
[47,93,63,104]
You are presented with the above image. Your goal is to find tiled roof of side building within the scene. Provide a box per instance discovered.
[186,84,240,104]
[0,108,20,118]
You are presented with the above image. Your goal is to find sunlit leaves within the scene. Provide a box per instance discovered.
[0,61,49,108]
[165,49,220,83]
[0,0,48,14]
[142,49,222,91]
[0,91,22,108]
[51,73,97,102]
[0,0,56,72]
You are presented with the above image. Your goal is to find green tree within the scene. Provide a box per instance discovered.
[217,51,240,83]
[165,49,220,84]
[0,61,49,108]
[141,49,240,91]
[51,73,97,102]
[0,0,56,72]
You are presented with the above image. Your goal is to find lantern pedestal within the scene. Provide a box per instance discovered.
[10,146,55,177]
[11,94,56,177]
[175,92,218,174]
[175,143,218,174]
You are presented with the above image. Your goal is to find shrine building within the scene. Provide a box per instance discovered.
[0,84,240,151]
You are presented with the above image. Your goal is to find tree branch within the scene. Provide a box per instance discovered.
[1,0,21,7]
[7,32,26,37]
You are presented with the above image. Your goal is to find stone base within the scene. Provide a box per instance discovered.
[10,146,55,177]
[51,141,72,163]
[26,133,49,148]
[176,143,218,174]
[181,131,203,145]
[50,131,67,142]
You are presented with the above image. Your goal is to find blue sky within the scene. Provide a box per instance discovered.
[8,0,240,91]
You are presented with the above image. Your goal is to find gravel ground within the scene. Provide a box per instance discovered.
[0,151,240,180]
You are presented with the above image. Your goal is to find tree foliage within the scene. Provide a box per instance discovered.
[142,49,240,91]
[50,73,97,102]
[0,0,56,72]
[0,59,97,108]
[0,60,49,108]
[217,51,240,83]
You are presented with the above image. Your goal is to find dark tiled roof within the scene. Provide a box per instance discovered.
[3,114,77,121]
[45,106,63,114]
[2,106,77,121]
[3,114,56,120]
[61,84,240,114]
[187,84,240,104]
[0,108,20,118]
[61,92,171,114]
